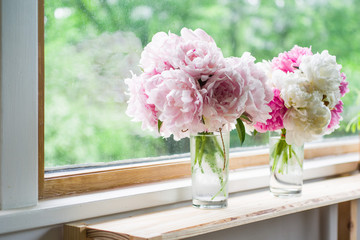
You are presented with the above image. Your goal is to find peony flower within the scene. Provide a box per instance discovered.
[254,88,287,133]
[275,71,312,109]
[126,27,276,141]
[325,71,348,132]
[258,60,274,83]
[284,94,331,146]
[325,72,348,132]
[340,72,349,97]
[202,65,248,132]
[140,31,181,76]
[260,47,346,145]
[327,100,344,132]
[146,69,204,140]
[175,28,225,81]
[299,50,342,109]
[180,27,215,43]
[229,53,273,125]
[272,45,313,73]
[125,73,158,132]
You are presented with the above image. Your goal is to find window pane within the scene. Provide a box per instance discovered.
[45,0,359,168]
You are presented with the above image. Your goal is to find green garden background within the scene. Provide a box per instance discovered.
[45,0,360,167]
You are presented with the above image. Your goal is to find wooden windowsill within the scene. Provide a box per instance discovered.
[65,173,360,240]
[45,138,359,199]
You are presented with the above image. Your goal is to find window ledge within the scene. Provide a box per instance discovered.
[67,173,360,240]
[0,153,358,235]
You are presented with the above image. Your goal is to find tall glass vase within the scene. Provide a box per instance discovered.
[190,131,229,209]
[269,130,304,197]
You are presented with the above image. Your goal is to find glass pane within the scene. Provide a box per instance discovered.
[45,0,359,168]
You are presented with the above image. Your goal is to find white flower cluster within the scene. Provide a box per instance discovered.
[271,51,342,146]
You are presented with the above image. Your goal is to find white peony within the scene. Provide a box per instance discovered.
[258,60,274,85]
[299,50,342,109]
[283,93,331,146]
[269,52,341,145]
[261,47,347,146]
[274,71,310,109]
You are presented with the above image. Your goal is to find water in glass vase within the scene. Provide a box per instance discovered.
[191,132,229,209]
[269,132,304,197]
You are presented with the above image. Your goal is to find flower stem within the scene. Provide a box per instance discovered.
[271,129,302,174]
[219,128,227,171]
[193,132,227,200]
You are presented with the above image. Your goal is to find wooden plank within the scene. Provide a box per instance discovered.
[338,200,358,240]
[350,200,358,240]
[44,161,191,198]
[38,0,45,199]
[63,223,88,240]
[45,140,359,198]
[305,140,359,159]
[64,174,360,240]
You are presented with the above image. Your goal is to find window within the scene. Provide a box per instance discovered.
[40,0,359,198]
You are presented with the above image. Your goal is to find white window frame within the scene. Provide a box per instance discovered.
[0,0,38,210]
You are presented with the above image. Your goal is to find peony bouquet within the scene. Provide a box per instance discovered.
[254,45,349,172]
[125,28,273,199]
[126,27,273,143]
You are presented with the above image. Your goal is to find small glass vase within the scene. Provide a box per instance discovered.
[269,130,304,197]
[190,131,229,209]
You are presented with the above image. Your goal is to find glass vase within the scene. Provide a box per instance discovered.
[190,131,229,209]
[269,131,304,197]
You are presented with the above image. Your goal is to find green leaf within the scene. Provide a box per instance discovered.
[240,114,251,123]
[157,120,163,133]
[289,144,292,159]
[352,122,356,133]
[345,122,352,132]
[346,114,360,133]
[292,148,302,168]
[198,136,206,173]
[253,129,258,136]
[235,118,246,146]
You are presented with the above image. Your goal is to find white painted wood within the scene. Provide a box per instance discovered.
[0,153,357,235]
[320,204,338,240]
[188,209,324,240]
[0,0,38,209]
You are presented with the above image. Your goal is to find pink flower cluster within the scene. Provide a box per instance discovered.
[254,45,312,133]
[272,45,313,73]
[328,72,349,131]
[254,45,349,144]
[126,28,273,140]
[254,88,287,133]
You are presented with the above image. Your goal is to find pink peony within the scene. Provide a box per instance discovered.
[125,74,159,132]
[126,27,275,140]
[254,88,287,133]
[258,45,348,145]
[146,69,204,140]
[175,28,225,81]
[326,72,348,132]
[327,101,344,131]
[229,53,273,125]
[180,28,215,43]
[140,31,181,76]
[272,45,313,73]
[340,72,349,97]
[202,66,248,132]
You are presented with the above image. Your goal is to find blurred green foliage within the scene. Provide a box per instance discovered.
[45,0,360,167]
